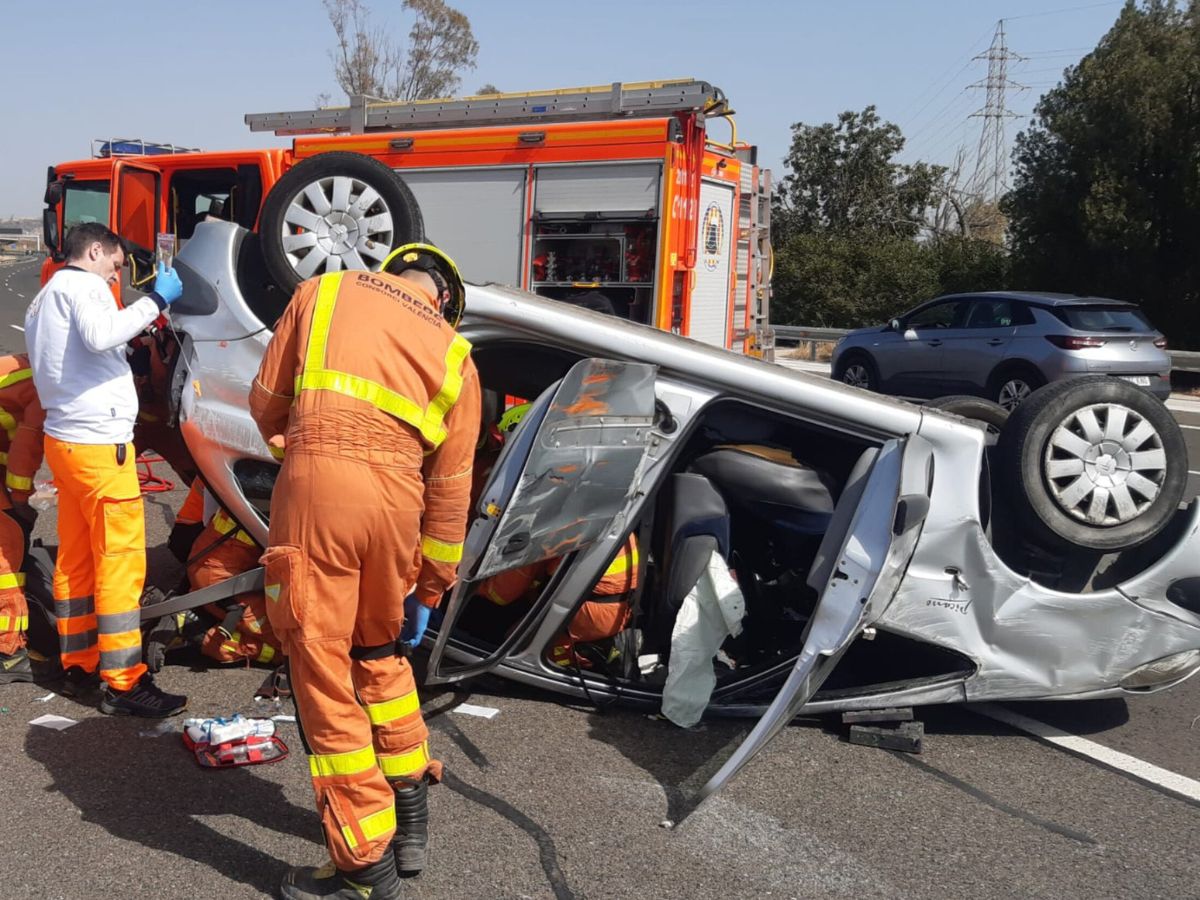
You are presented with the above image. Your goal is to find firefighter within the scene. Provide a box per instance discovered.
[0,354,46,683]
[249,244,480,900]
[24,223,187,716]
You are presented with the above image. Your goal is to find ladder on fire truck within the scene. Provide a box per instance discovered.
[245,79,731,136]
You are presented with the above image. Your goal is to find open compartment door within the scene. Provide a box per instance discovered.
[425,358,657,684]
[692,433,934,809]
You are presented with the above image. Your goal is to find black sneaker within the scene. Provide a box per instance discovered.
[58,665,101,698]
[99,672,187,718]
[281,857,402,900]
[0,648,33,684]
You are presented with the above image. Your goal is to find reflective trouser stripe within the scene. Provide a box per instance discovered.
[5,471,31,492]
[377,741,431,779]
[0,615,27,632]
[0,572,26,590]
[211,510,257,546]
[55,596,94,618]
[309,745,377,778]
[340,804,397,852]
[420,535,462,563]
[363,691,420,726]
[98,610,144,673]
[60,629,98,652]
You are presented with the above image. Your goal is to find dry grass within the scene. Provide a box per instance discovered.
[782,341,836,362]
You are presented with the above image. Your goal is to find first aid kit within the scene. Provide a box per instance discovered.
[181,714,289,769]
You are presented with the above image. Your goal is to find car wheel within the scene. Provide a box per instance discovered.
[834,353,879,392]
[923,395,1009,443]
[990,365,1046,411]
[996,375,1186,551]
[258,151,425,292]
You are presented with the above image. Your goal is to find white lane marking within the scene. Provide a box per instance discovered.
[1181,424,1200,431]
[975,703,1200,803]
[9,325,23,333]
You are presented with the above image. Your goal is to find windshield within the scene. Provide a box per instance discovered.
[62,180,111,231]
[1051,305,1153,333]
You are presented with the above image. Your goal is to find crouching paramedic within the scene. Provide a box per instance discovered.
[0,354,45,683]
[250,244,479,900]
[25,222,187,716]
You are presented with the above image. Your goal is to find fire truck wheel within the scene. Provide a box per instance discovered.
[259,151,425,292]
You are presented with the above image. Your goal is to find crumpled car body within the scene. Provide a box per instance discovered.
[142,223,1200,801]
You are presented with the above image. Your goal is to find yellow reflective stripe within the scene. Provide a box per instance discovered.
[604,544,640,577]
[0,410,15,439]
[377,742,430,778]
[296,367,435,438]
[0,572,26,590]
[421,535,463,564]
[0,368,32,390]
[364,691,420,726]
[258,644,276,664]
[268,443,285,460]
[212,510,256,546]
[5,471,32,492]
[340,804,397,851]
[306,272,345,372]
[0,615,28,631]
[309,744,377,778]
[424,335,472,441]
[265,583,281,602]
[0,452,7,466]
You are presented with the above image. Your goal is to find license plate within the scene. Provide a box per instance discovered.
[1119,375,1151,387]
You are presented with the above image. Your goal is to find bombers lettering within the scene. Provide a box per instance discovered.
[355,273,444,327]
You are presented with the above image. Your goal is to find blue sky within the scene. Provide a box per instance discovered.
[0,0,1123,217]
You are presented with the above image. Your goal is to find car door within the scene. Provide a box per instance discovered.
[881,300,961,398]
[425,357,658,684]
[939,298,1018,395]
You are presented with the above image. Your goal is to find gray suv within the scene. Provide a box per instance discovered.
[831,292,1171,409]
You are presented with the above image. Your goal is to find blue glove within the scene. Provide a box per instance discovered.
[400,593,432,648]
[153,262,183,305]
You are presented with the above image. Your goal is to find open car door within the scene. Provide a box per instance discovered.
[425,358,657,684]
[111,160,162,297]
[691,433,935,809]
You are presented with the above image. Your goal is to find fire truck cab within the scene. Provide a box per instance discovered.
[41,79,773,355]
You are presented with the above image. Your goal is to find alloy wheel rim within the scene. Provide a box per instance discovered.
[998,379,1032,410]
[279,176,395,279]
[1043,402,1166,526]
[843,364,870,389]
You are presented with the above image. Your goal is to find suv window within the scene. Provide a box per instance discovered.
[963,299,1016,329]
[63,180,110,231]
[906,300,961,329]
[1050,305,1152,333]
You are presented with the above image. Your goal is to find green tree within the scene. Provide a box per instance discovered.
[324,0,478,101]
[1005,0,1200,346]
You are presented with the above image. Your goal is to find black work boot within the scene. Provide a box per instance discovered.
[99,672,187,718]
[0,647,33,684]
[280,855,402,900]
[58,665,100,698]
[390,776,429,876]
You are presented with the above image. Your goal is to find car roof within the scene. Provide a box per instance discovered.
[932,291,1138,309]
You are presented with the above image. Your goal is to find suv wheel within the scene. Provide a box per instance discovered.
[258,152,425,292]
[996,376,1186,551]
[992,366,1046,411]
[834,353,878,392]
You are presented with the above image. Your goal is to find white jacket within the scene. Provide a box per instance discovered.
[25,267,165,444]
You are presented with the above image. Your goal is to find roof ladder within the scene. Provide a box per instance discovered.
[245,79,729,136]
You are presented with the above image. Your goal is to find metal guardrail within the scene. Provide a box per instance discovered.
[772,324,1200,373]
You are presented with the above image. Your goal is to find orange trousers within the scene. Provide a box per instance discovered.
[264,451,437,871]
[45,438,147,690]
[0,494,27,656]
[187,521,281,665]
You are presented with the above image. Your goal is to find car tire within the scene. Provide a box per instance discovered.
[923,395,1010,438]
[995,375,1186,551]
[258,151,425,292]
[989,364,1046,411]
[834,352,879,392]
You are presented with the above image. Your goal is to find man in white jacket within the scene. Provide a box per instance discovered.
[25,222,187,717]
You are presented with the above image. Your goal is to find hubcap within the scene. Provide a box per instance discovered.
[1043,402,1166,526]
[998,378,1032,410]
[280,175,395,279]
[842,364,870,389]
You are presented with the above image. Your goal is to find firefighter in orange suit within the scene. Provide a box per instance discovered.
[250,244,479,900]
[0,354,46,683]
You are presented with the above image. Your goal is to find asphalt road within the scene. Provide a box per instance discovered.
[1,256,1198,900]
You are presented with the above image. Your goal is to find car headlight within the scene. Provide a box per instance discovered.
[1119,649,1200,690]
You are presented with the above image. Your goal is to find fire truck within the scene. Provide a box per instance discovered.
[40,79,774,356]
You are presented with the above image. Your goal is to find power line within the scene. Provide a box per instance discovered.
[1001,1,1121,22]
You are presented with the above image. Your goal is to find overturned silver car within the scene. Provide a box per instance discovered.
[88,212,1192,802]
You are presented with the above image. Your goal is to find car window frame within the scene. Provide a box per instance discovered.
[905,299,962,330]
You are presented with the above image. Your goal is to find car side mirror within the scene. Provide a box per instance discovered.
[42,209,61,261]
[43,179,64,206]
[888,318,902,332]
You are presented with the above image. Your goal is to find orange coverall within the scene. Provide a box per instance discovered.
[0,355,45,656]
[478,535,639,667]
[250,270,480,872]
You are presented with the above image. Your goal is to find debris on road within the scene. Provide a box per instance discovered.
[29,714,77,731]
[452,703,501,720]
